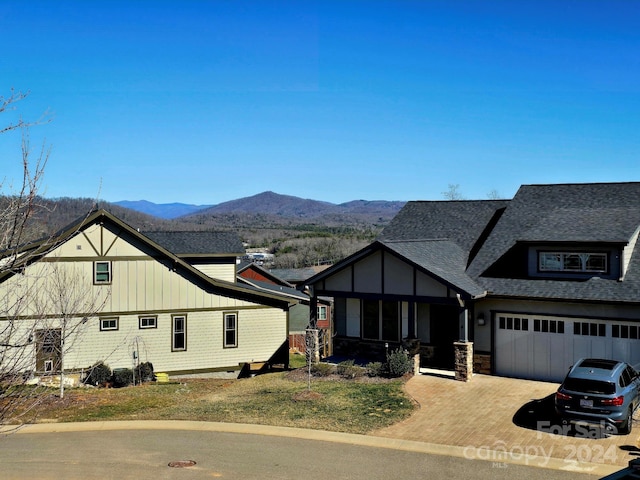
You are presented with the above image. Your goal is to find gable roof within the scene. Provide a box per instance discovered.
[143,231,244,257]
[237,260,294,287]
[0,209,293,309]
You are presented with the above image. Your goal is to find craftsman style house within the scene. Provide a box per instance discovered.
[0,210,293,379]
[302,182,640,382]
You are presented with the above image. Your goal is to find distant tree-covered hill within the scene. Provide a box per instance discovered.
[13,192,406,269]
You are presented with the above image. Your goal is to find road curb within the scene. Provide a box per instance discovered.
[5,420,621,477]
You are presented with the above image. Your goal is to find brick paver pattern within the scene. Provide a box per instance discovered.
[373,373,640,469]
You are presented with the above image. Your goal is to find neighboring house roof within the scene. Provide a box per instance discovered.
[237,260,294,287]
[143,231,244,257]
[237,277,309,303]
[268,266,331,285]
[0,209,293,309]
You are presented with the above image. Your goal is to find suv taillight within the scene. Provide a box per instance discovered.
[601,396,624,406]
[556,391,572,401]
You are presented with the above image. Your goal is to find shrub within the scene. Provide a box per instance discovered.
[365,361,386,378]
[135,362,154,383]
[337,360,364,379]
[310,362,334,377]
[386,348,413,378]
[83,362,112,386]
[112,368,133,388]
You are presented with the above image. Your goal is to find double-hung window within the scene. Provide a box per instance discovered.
[94,261,112,284]
[317,305,327,321]
[172,315,186,351]
[224,312,238,348]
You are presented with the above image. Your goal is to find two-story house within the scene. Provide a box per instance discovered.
[0,209,294,380]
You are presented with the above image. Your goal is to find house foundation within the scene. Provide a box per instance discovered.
[454,341,473,381]
[473,352,491,374]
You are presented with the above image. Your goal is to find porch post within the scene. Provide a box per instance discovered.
[454,295,473,382]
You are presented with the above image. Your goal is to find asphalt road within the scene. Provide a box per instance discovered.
[0,428,607,480]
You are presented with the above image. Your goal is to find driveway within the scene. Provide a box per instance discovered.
[373,372,640,472]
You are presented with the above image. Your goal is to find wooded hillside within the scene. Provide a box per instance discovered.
[11,194,404,269]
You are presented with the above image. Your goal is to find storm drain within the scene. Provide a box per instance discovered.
[168,460,197,468]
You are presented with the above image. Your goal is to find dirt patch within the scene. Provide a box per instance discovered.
[284,367,409,384]
[292,390,324,402]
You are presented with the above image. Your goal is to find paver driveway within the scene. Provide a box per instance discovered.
[373,373,640,470]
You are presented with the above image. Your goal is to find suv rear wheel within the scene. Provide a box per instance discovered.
[620,408,633,435]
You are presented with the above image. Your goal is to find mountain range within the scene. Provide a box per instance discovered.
[114,191,406,221]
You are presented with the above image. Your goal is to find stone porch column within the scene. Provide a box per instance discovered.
[454,341,473,382]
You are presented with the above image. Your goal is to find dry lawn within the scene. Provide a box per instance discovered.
[13,369,416,435]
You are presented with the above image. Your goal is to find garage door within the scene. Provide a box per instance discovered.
[494,314,640,382]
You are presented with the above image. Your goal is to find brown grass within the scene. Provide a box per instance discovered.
[13,369,416,434]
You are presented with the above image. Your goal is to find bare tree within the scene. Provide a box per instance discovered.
[442,184,464,201]
[31,261,110,398]
[0,90,102,427]
[486,189,501,200]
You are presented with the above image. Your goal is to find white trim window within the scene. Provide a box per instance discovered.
[100,317,118,331]
[317,305,327,321]
[224,312,238,348]
[139,316,157,329]
[94,261,112,284]
[172,315,186,351]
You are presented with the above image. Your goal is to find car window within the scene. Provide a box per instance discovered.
[563,378,616,394]
[625,366,638,383]
[621,369,630,388]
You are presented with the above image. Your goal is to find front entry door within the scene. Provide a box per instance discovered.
[35,329,61,373]
[430,305,459,369]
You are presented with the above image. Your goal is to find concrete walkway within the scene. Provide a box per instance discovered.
[374,372,640,474]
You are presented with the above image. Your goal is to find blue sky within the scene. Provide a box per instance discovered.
[1,1,639,205]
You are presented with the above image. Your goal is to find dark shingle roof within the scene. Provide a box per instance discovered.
[143,231,244,256]
[468,182,640,302]
[379,200,509,253]
[237,277,308,301]
[521,207,640,243]
[468,183,640,278]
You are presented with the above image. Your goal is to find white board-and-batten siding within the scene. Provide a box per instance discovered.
[192,264,236,283]
[0,223,288,374]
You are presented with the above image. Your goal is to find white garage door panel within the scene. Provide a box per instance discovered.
[495,314,640,382]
